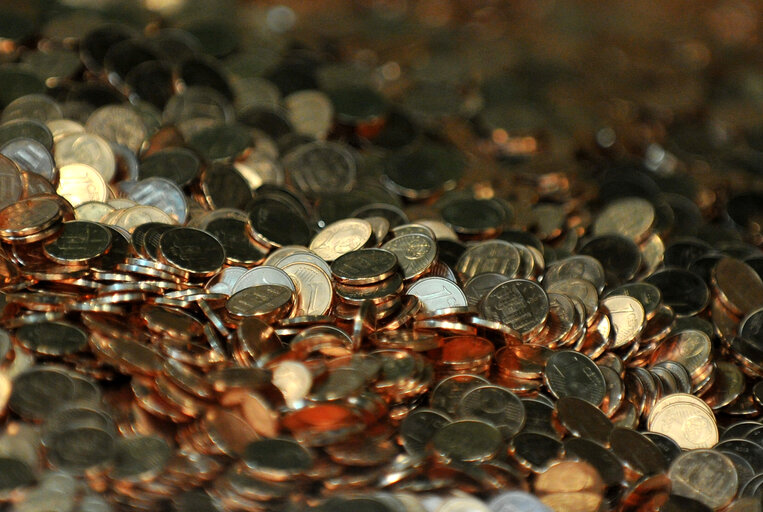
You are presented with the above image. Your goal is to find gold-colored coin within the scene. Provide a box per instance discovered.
[308,218,373,261]
[647,393,718,449]
[56,163,109,207]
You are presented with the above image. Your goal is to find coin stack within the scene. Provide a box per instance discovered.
[2,1,763,511]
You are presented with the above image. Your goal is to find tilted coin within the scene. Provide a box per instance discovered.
[431,419,502,463]
[457,385,526,438]
[331,248,399,285]
[157,227,225,278]
[480,279,549,338]
[647,394,718,450]
[668,449,738,510]
[407,277,468,312]
[309,218,373,261]
[43,221,112,265]
[381,233,438,280]
[600,295,645,349]
[544,350,606,406]
[455,240,520,283]
[56,163,109,207]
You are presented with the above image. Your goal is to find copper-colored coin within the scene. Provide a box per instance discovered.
[495,344,553,380]
[226,284,295,321]
[0,195,61,239]
[381,233,438,281]
[535,460,605,496]
[711,257,763,317]
[619,473,672,512]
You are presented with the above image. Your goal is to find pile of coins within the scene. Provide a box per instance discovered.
[1,1,763,511]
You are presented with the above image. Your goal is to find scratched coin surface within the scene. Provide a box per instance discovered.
[43,221,112,265]
[544,350,606,406]
[479,279,549,337]
[668,450,738,510]
[381,233,438,280]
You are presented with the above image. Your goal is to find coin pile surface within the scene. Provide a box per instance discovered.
[1,1,763,511]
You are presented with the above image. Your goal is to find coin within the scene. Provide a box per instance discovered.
[711,257,763,317]
[56,163,109,207]
[544,350,606,406]
[455,240,520,283]
[594,197,655,243]
[647,394,718,449]
[54,132,116,183]
[668,450,738,510]
[408,277,468,312]
[381,233,438,281]
[43,220,112,265]
[281,261,333,316]
[431,419,502,463]
[457,385,525,438]
[480,279,549,338]
[600,295,645,349]
[331,248,399,285]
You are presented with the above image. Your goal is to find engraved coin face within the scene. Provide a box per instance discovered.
[480,279,549,337]
[309,218,373,262]
[600,295,645,349]
[226,284,294,318]
[85,104,147,155]
[157,227,225,277]
[544,350,606,406]
[56,163,109,207]
[54,133,116,183]
[647,394,718,449]
[283,141,356,196]
[668,450,738,510]
[457,385,526,438]
[408,276,468,312]
[43,220,112,265]
[0,137,56,182]
[455,240,520,282]
[331,248,398,285]
[232,265,296,294]
[124,177,188,224]
[282,261,333,316]
[382,233,437,280]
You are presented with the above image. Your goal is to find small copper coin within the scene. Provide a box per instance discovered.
[43,221,112,265]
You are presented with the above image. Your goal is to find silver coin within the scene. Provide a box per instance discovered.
[408,277,468,312]
[54,132,116,183]
[0,138,56,182]
[124,177,188,224]
[231,265,296,294]
[85,104,147,155]
[0,154,23,210]
[1,94,62,123]
[282,141,356,196]
[488,491,552,512]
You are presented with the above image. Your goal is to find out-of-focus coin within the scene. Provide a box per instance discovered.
[711,257,763,317]
[544,350,606,406]
[431,419,502,463]
[457,385,525,438]
[54,133,116,183]
[0,138,56,183]
[455,240,520,283]
[668,449,738,510]
[594,197,655,243]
